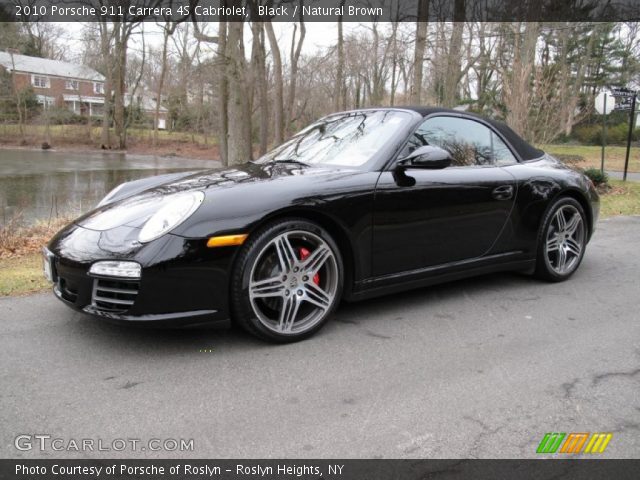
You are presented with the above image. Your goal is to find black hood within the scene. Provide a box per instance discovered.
[76,162,350,231]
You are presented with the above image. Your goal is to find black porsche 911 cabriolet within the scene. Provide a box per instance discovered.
[44,107,599,342]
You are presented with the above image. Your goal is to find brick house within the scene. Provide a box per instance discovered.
[0,50,106,116]
[125,91,169,130]
[0,51,167,128]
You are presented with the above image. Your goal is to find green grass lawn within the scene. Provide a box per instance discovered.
[543,144,640,173]
[600,180,640,218]
[0,254,50,297]
[0,123,216,146]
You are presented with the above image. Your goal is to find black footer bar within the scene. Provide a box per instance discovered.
[2,459,640,480]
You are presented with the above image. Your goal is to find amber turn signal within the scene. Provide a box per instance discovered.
[206,234,248,248]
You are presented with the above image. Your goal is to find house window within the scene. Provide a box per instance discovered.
[32,75,50,88]
[36,95,55,108]
[65,80,79,90]
[94,82,104,94]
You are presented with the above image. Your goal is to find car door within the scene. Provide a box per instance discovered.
[372,115,518,277]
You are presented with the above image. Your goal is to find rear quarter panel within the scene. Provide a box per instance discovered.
[496,154,599,257]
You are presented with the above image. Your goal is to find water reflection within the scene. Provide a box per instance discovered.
[0,149,216,225]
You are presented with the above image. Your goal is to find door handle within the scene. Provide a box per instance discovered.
[492,185,514,200]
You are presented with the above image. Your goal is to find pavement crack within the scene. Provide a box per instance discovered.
[561,378,580,399]
[365,330,392,339]
[592,368,640,386]
[462,416,503,457]
[120,381,142,389]
[335,317,359,325]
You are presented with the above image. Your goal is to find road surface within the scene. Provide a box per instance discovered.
[1,216,639,459]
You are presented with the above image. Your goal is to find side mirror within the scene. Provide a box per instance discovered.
[398,145,452,170]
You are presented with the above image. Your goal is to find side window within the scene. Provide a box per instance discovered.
[491,132,518,166]
[407,116,517,167]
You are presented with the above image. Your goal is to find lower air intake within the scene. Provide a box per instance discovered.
[91,278,139,312]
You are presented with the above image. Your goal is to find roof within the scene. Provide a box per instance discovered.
[0,51,104,82]
[63,94,105,104]
[125,93,168,113]
[400,106,544,161]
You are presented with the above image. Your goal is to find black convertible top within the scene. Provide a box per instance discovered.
[401,106,545,161]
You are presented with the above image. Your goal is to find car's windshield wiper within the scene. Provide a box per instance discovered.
[271,159,311,167]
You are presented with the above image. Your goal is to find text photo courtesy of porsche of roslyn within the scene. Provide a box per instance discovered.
[1,0,640,479]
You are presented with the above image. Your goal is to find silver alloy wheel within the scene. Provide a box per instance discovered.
[544,204,585,275]
[248,230,339,335]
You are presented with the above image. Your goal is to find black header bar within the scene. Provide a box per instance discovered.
[1,0,639,23]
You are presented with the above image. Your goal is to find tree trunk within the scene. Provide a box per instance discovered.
[99,22,112,149]
[112,22,127,150]
[265,20,284,145]
[335,0,346,110]
[411,0,429,104]
[286,4,305,137]
[504,22,540,139]
[442,1,465,107]
[191,17,226,163]
[153,24,174,147]
[218,19,228,165]
[251,21,268,155]
[226,18,251,165]
[389,22,398,106]
[564,27,596,136]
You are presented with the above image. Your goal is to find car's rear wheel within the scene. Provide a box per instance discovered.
[534,197,587,282]
[231,219,343,342]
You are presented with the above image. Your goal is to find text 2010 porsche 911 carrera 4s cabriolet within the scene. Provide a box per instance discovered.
[44,107,599,342]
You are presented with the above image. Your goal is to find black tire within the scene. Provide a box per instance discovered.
[534,197,588,282]
[231,218,344,343]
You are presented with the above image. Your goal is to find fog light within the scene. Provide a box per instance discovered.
[89,261,141,279]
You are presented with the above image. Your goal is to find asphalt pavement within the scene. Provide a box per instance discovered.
[1,216,639,459]
[607,170,640,181]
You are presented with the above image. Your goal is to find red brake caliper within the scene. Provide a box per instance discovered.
[298,247,320,285]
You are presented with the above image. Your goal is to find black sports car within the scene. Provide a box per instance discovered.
[44,107,599,342]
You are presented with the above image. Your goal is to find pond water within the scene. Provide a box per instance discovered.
[0,149,217,225]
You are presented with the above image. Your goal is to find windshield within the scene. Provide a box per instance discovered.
[256,110,413,168]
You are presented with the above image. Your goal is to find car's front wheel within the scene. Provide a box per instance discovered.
[231,219,343,342]
[534,197,587,282]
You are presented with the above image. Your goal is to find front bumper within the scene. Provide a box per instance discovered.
[45,223,237,328]
[52,284,223,327]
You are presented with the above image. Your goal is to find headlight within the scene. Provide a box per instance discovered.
[138,191,204,243]
[89,261,141,279]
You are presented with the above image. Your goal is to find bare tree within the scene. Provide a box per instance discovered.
[193,1,251,165]
[250,19,269,155]
[7,51,26,142]
[152,17,190,146]
[442,0,465,107]
[411,0,429,103]
[265,20,284,145]
[226,16,252,164]
[112,21,134,149]
[502,22,540,138]
[334,0,346,110]
[96,21,114,149]
[20,22,67,59]
[217,20,229,163]
[193,17,228,163]
[286,1,305,136]
[124,32,146,147]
